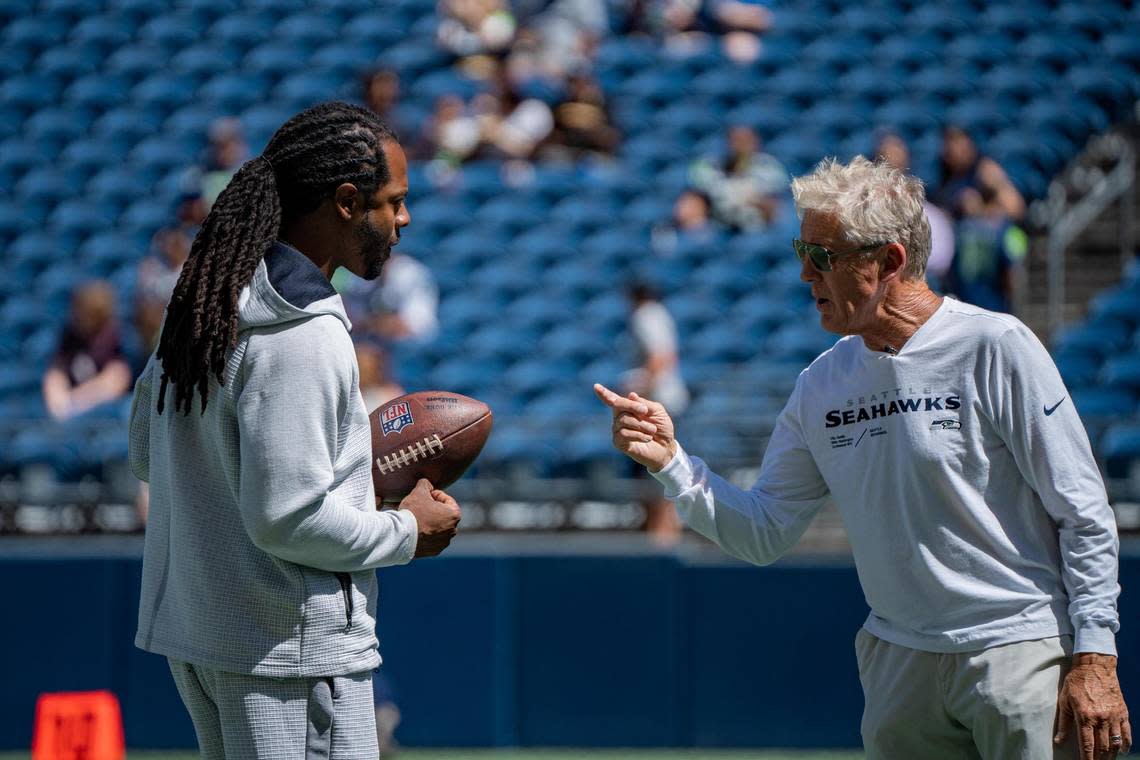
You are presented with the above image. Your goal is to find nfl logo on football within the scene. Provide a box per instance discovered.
[381,402,414,436]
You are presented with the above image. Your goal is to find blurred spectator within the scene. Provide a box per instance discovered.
[356,342,405,413]
[362,69,416,141]
[175,175,209,230]
[543,72,620,160]
[339,252,440,344]
[515,0,609,81]
[652,188,722,257]
[133,225,192,363]
[200,118,249,208]
[437,0,517,59]
[948,182,1029,314]
[622,282,688,545]
[473,65,555,161]
[372,252,440,343]
[619,0,710,50]
[874,131,956,291]
[710,0,772,64]
[411,95,483,164]
[690,125,786,230]
[42,280,132,421]
[933,126,1025,222]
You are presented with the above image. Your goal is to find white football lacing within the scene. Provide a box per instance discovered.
[376,434,444,474]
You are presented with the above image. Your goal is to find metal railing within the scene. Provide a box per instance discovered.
[1033,132,1137,336]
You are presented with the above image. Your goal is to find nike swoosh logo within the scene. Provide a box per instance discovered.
[1044,397,1067,416]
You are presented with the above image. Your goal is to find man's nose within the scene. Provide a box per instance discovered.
[799,253,819,282]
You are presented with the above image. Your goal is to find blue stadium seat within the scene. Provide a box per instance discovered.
[379,42,451,82]
[1052,3,1125,40]
[171,44,243,80]
[538,325,606,364]
[338,8,408,47]
[689,66,762,106]
[904,5,973,38]
[132,72,201,111]
[875,34,944,72]
[980,65,1051,104]
[41,0,103,18]
[310,41,384,76]
[0,200,24,243]
[244,41,304,82]
[274,71,349,110]
[198,72,270,112]
[209,12,275,47]
[1100,355,1140,394]
[1100,423,1140,479]
[26,106,92,149]
[978,4,1038,38]
[1,295,54,340]
[765,322,838,364]
[64,73,132,112]
[275,11,343,47]
[0,138,55,184]
[908,64,976,103]
[106,0,165,20]
[104,43,167,84]
[68,14,135,51]
[539,260,609,298]
[502,357,579,400]
[137,13,204,48]
[36,43,101,80]
[468,258,541,296]
[427,356,507,399]
[1104,33,1140,71]
[1017,34,1096,75]
[463,322,544,363]
[475,196,548,237]
[1,73,62,112]
[93,104,166,143]
[129,135,192,173]
[1066,63,1138,119]
[1053,350,1102,389]
[945,33,1014,69]
[1074,387,1137,450]
[1052,319,1131,360]
[726,96,798,141]
[4,16,69,52]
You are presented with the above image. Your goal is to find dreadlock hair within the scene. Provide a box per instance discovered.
[156,101,398,416]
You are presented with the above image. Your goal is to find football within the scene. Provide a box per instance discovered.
[369,391,493,505]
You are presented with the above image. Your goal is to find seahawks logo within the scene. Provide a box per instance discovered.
[930,419,961,430]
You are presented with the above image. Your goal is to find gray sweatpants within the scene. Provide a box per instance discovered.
[855,630,1078,760]
[168,659,379,760]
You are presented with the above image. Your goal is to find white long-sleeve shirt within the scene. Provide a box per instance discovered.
[654,297,1120,654]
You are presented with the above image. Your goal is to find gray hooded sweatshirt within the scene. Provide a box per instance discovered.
[129,241,418,677]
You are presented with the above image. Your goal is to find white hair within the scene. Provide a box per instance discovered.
[791,156,932,280]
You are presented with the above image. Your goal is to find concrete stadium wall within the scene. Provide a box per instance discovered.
[0,548,1136,751]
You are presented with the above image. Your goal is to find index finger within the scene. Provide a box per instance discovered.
[593,383,649,415]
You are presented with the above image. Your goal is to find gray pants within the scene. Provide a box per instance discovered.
[856,630,1078,760]
[168,659,378,760]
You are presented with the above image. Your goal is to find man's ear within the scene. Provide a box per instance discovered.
[880,242,907,283]
[333,182,360,221]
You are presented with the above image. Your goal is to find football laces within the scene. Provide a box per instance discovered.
[376,434,444,475]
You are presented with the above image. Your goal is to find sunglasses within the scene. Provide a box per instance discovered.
[793,239,888,271]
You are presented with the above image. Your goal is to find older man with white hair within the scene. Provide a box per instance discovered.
[596,156,1129,760]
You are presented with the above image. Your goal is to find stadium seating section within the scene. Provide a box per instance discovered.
[2,0,1140,497]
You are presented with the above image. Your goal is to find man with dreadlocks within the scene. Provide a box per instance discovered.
[127,101,462,759]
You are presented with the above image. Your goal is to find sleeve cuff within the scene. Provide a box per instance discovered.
[393,508,419,565]
[1074,624,1117,656]
[649,443,695,498]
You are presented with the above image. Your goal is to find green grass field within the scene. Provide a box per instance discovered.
[1,751,864,760]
